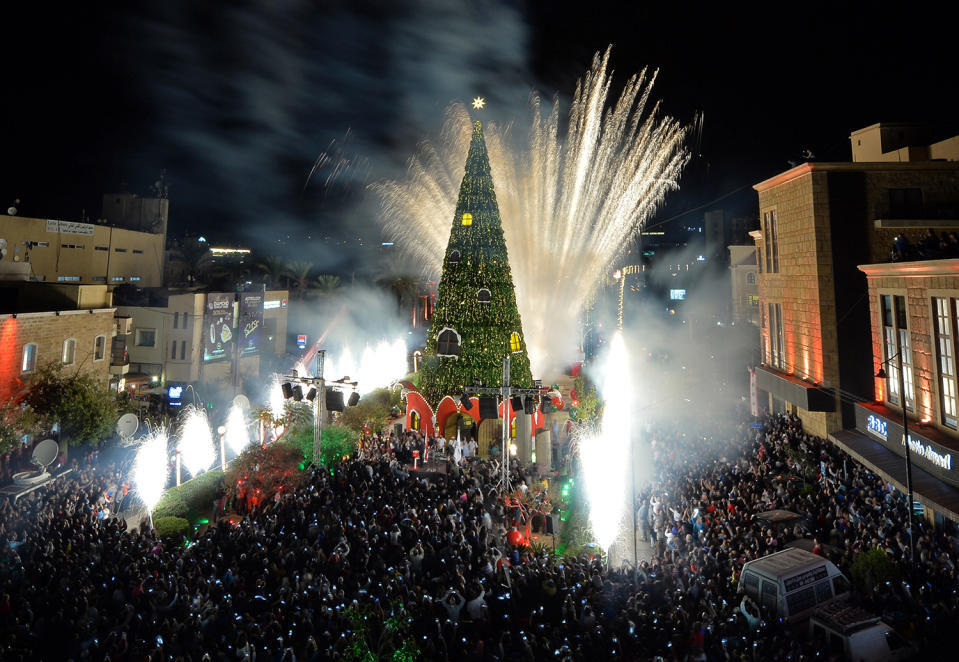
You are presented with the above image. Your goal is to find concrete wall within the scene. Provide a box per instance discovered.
[0,215,165,287]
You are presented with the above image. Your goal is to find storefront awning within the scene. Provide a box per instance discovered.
[755,366,835,412]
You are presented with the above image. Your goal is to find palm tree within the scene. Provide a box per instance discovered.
[286,260,315,299]
[165,237,213,285]
[313,274,342,298]
[256,255,289,289]
[374,257,421,314]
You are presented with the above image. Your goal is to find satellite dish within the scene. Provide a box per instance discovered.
[32,439,59,469]
[0,238,7,249]
[233,394,251,411]
[117,413,139,440]
[6,207,16,216]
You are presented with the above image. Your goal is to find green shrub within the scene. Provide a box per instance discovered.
[153,469,224,522]
[850,547,901,592]
[155,516,191,541]
[320,425,358,468]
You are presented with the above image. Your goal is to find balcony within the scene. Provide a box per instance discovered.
[114,315,133,335]
[110,338,130,375]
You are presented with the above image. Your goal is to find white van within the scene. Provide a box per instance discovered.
[739,548,850,622]
[809,601,915,661]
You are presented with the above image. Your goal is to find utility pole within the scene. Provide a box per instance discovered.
[313,350,326,467]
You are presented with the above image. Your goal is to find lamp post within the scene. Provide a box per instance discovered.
[877,351,916,565]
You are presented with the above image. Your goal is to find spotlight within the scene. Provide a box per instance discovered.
[876,368,887,378]
[281,382,294,399]
[292,385,304,402]
[306,387,317,402]
[348,392,360,407]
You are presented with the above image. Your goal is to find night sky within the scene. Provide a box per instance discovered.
[2,1,956,269]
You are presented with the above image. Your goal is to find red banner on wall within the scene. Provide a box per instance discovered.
[749,367,759,417]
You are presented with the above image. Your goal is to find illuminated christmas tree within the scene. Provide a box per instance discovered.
[418,119,533,405]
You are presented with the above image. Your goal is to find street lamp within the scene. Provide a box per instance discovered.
[876,351,916,565]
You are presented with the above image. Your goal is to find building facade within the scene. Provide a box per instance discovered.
[729,245,759,326]
[752,156,959,438]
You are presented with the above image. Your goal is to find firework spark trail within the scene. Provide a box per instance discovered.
[134,427,169,514]
[373,48,688,375]
[177,405,215,476]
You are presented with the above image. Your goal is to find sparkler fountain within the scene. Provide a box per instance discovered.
[134,427,170,529]
[177,406,215,477]
[375,48,688,376]
[579,331,633,556]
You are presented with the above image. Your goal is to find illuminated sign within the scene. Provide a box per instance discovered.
[203,292,234,362]
[866,415,887,440]
[669,289,686,300]
[297,334,307,349]
[168,385,183,399]
[904,435,952,471]
[264,300,281,310]
[239,293,263,356]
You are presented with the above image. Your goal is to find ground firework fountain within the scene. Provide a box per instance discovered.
[177,406,215,477]
[580,331,633,555]
[376,48,688,375]
[134,427,169,527]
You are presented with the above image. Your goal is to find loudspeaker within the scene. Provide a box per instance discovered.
[524,396,536,414]
[292,385,304,401]
[306,387,317,402]
[459,391,471,408]
[478,396,499,419]
[281,382,294,399]
[544,514,556,535]
[347,392,360,407]
[539,396,550,413]
[510,396,523,412]
[326,390,345,412]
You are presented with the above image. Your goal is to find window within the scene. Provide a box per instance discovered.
[133,249,144,254]
[436,328,461,357]
[171,339,178,360]
[461,213,473,226]
[768,303,785,369]
[183,312,189,329]
[746,272,756,284]
[477,288,491,304]
[135,329,156,347]
[21,343,37,373]
[129,276,141,282]
[748,295,760,306]
[111,277,124,282]
[762,210,779,273]
[742,572,759,600]
[933,298,958,428]
[888,188,923,218]
[57,276,80,282]
[93,335,106,361]
[180,340,186,360]
[173,312,179,329]
[61,338,76,365]
[449,250,461,265]
[881,294,915,410]
[95,246,109,251]
[92,276,106,282]
[509,331,522,353]
[114,248,128,253]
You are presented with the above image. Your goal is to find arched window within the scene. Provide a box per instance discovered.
[746,272,756,284]
[437,327,462,357]
[449,250,461,265]
[410,411,420,431]
[21,343,38,373]
[94,335,106,361]
[509,332,522,353]
[477,288,491,304]
[62,338,77,365]
[461,213,473,226]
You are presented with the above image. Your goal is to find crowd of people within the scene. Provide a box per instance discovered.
[0,411,956,661]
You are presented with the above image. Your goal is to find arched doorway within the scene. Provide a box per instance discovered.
[444,412,476,443]
[477,418,503,458]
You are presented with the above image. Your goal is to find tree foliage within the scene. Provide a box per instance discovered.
[23,363,118,447]
[320,425,358,469]
[850,547,901,592]
[338,388,401,435]
[418,121,533,405]
[223,441,307,505]
[0,400,34,455]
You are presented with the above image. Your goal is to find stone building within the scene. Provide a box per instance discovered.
[729,245,759,326]
[752,125,959,439]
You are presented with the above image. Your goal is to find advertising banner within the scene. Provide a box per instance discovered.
[204,293,234,362]
[749,367,759,417]
[239,292,263,356]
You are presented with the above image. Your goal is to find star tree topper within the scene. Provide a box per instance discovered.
[472,96,486,109]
